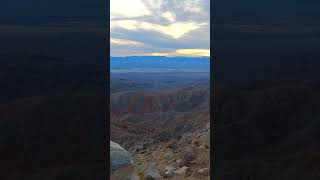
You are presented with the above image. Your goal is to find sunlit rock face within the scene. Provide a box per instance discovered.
[110,141,133,180]
[110,141,133,171]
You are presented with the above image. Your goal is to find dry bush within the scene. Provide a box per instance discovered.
[179,133,192,146]
[193,139,202,146]
[180,146,196,166]
[165,139,178,150]
[204,142,209,149]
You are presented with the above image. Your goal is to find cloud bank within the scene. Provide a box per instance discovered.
[110,0,210,57]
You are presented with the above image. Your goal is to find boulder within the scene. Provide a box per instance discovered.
[110,141,132,171]
[173,166,189,174]
[162,165,176,178]
[110,141,133,180]
[197,168,209,175]
[165,165,176,172]
[144,162,161,179]
[160,171,174,178]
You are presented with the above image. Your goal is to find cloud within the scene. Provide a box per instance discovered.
[110,0,210,57]
[111,0,151,18]
[144,48,210,57]
[111,38,144,46]
[175,49,210,57]
[161,11,176,23]
[111,19,207,39]
[182,0,203,14]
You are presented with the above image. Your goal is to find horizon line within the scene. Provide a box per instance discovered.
[110,55,210,58]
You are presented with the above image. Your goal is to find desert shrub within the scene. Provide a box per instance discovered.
[193,139,201,146]
[138,172,144,180]
[165,139,178,150]
[180,146,196,166]
[179,133,192,146]
[205,143,209,149]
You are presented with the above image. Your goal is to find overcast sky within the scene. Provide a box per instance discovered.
[110,0,210,57]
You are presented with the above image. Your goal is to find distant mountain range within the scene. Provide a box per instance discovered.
[110,56,210,73]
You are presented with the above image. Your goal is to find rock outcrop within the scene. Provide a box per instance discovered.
[110,141,132,170]
[110,141,133,180]
[174,166,189,174]
[144,162,161,179]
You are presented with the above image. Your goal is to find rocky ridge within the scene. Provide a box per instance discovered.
[110,85,210,180]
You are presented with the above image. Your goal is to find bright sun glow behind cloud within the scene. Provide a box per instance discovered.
[111,20,207,39]
[111,38,144,46]
[144,49,210,57]
[161,11,176,23]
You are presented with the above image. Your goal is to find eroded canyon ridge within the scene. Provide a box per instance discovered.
[110,56,210,180]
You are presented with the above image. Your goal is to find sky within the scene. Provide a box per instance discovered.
[110,0,210,57]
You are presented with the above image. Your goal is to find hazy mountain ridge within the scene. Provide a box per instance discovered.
[111,56,210,73]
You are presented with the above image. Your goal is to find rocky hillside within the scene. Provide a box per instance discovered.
[110,85,210,180]
[110,86,209,151]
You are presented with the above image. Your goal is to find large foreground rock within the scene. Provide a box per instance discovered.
[110,141,132,170]
[110,141,133,180]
